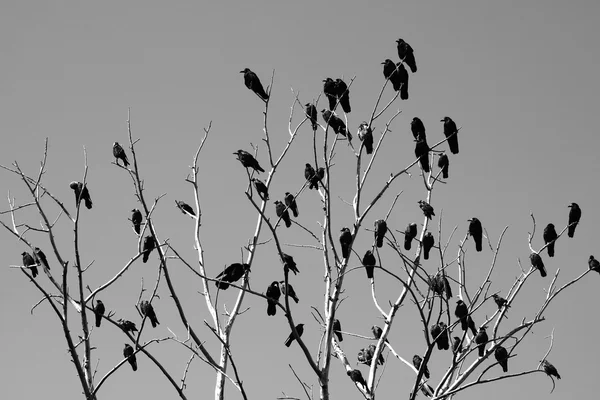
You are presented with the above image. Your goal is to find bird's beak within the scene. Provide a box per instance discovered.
[239,70,245,73]
[440,119,445,122]
[232,152,237,155]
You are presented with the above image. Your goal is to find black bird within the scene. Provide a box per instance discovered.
[541,360,561,379]
[123,343,137,371]
[404,223,418,250]
[357,122,374,154]
[382,59,402,91]
[374,219,387,248]
[347,369,368,392]
[589,255,600,274]
[215,263,250,290]
[266,281,281,316]
[333,319,343,342]
[422,232,434,260]
[411,117,426,140]
[34,247,50,271]
[441,117,459,154]
[113,142,130,167]
[252,178,269,201]
[419,200,435,220]
[279,280,299,303]
[70,181,93,209]
[492,294,509,309]
[305,103,318,131]
[396,38,417,73]
[117,319,138,333]
[139,300,159,328]
[22,251,38,278]
[438,154,449,179]
[357,347,369,364]
[414,138,430,172]
[316,167,325,185]
[465,316,477,335]
[367,344,384,365]
[428,275,444,296]
[431,322,449,350]
[543,223,558,257]
[412,355,430,379]
[567,203,581,238]
[321,109,351,141]
[131,209,142,235]
[452,337,462,354]
[339,227,353,259]
[233,149,265,173]
[284,192,299,218]
[142,235,156,263]
[175,200,196,217]
[495,345,509,372]
[371,325,388,343]
[335,78,351,113]
[468,218,483,252]
[441,275,453,299]
[323,78,338,111]
[474,327,488,357]
[362,250,376,279]
[395,62,409,100]
[240,68,269,101]
[530,252,547,277]
[455,300,476,334]
[274,200,292,228]
[305,163,319,190]
[281,253,299,275]
[94,300,105,328]
[284,323,304,347]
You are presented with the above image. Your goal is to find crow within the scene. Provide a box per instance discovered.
[492,294,509,309]
[275,200,292,228]
[441,117,459,154]
[215,263,250,290]
[284,323,304,347]
[414,138,430,172]
[34,247,50,271]
[412,355,430,378]
[371,325,388,343]
[530,252,547,277]
[455,300,476,334]
[475,327,488,357]
[305,163,319,190]
[321,109,351,141]
[233,150,265,173]
[396,38,417,73]
[113,142,130,167]
[305,103,318,131]
[281,253,299,275]
[362,250,376,279]
[431,322,449,350]
[335,78,351,113]
[175,200,196,217]
[438,154,449,179]
[357,347,369,364]
[22,251,38,278]
[94,300,105,328]
[543,223,557,257]
[347,369,368,392]
[142,235,156,263]
[252,178,269,201]
[117,319,138,333]
[333,319,343,342]
[357,122,374,154]
[284,192,299,218]
[374,219,387,248]
[339,227,353,259]
[404,223,418,250]
[465,315,477,335]
[382,59,402,91]
[70,181,93,209]
[418,200,435,220]
[323,78,338,111]
[442,275,453,299]
[131,209,142,235]
[428,275,444,296]
[567,203,581,238]
[422,232,434,260]
[495,345,509,372]
[279,280,299,303]
[589,255,600,274]
[139,300,159,328]
[395,62,409,100]
[541,360,561,379]
[452,337,462,354]
[266,281,281,316]
[123,343,137,371]
[240,68,269,101]
[367,344,384,365]
[411,117,426,140]
[468,218,483,252]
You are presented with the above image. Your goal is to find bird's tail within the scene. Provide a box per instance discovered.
[501,361,508,373]
[84,198,93,209]
[404,238,412,251]
[400,82,409,100]
[539,266,547,277]
[284,217,291,228]
[96,314,102,328]
[151,317,159,328]
[284,337,293,347]
[335,331,343,342]
[442,168,449,179]
[424,248,430,260]
[142,251,149,263]
[267,301,276,316]
[547,242,555,257]
[568,224,576,238]
[475,239,482,252]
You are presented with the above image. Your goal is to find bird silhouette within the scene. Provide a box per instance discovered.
[69,181,92,209]
[305,103,318,131]
[252,178,269,201]
[468,218,483,252]
[94,300,105,328]
[418,200,435,219]
[284,323,304,347]
[284,192,299,218]
[589,255,600,274]
[139,300,160,328]
[494,345,509,372]
[414,138,430,172]
[374,219,387,248]
[305,163,320,190]
[347,369,368,392]
[34,247,50,271]
[530,252,547,277]
[404,223,418,250]
[323,78,338,111]
[131,209,142,235]
[492,294,509,309]
[21,251,38,278]
[142,236,156,263]
[123,343,137,371]
[240,68,269,100]
[395,62,409,100]
[475,327,488,357]
[411,117,426,140]
[438,154,449,179]
[274,200,292,228]
[541,360,561,379]
[215,263,250,290]
[362,250,376,279]
[233,150,265,173]
[266,281,281,316]
[441,117,459,154]
[281,253,299,275]
[543,223,557,257]
[382,59,402,91]
[422,232,434,260]
[335,78,351,113]
[396,38,417,73]
[113,142,130,167]
[279,281,299,303]
[567,203,581,238]
[321,109,351,141]
[333,319,343,342]
[339,227,353,259]
[412,355,430,378]
[358,122,374,154]
[117,319,138,333]
[431,322,449,350]
[175,200,196,217]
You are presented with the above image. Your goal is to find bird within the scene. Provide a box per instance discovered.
[395,62,409,100]
[339,227,353,259]
[175,200,195,217]
[412,355,430,378]
[589,255,600,274]
[123,343,137,371]
[284,323,304,347]
[441,117,459,154]
[214,263,250,290]
[468,218,483,252]
[305,163,319,190]
[438,154,449,179]
[396,38,417,73]
[281,253,299,275]
[418,200,435,220]
[414,138,430,172]
[34,247,50,270]
[374,219,387,248]
[428,275,444,296]
[279,281,299,303]
[431,322,449,350]
[474,327,488,357]
[321,109,351,141]
[335,78,351,113]
[452,337,463,354]
[382,59,402,91]
[411,117,426,140]
[139,300,159,328]
[465,315,477,335]
[251,178,269,201]
[233,150,265,173]
[112,142,130,167]
[323,78,338,111]
[494,345,509,372]
[131,209,142,235]
[266,281,281,316]
[22,251,38,278]
[567,203,581,238]
[274,200,292,228]
[367,344,384,365]
[347,369,368,392]
[357,122,374,154]
[530,252,547,277]
[455,300,476,334]
[284,192,299,218]
[404,223,418,250]
[142,235,156,263]
[492,294,509,309]
[240,68,269,101]
[541,360,561,379]
[333,319,343,342]
[441,275,453,299]
[357,347,369,365]
[316,167,325,183]
[94,300,105,328]
[543,223,558,257]
[69,181,93,209]
[305,103,318,131]
[362,250,376,279]
[117,319,138,333]
[422,232,434,260]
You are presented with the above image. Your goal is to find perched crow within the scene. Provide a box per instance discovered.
[452,337,463,354]
[142,236,156,263]
[266,281,281,316]
[117,319,138,333]
[442,275,453,299]
[333,319,343,342]
[323,78,338,111]
[468,218,483,252]
[139,300,159,328]
[252,178,269,201]
[335,78,351,113]
[411,117,426,140]
[412,355,430,378]
[305,163,319,190]
[543,223,558,257]
[357,347,369,364]
[382,59,402,91]
[438,154,449,179]
[123,343,137,371]
[113,142,130,167]
[441,117,459,154]
[475,327,488,357]
[404,223,418,250]
[431,322,449,350]
[414,138,430,172]
[131,209,142,235]
[321,109,351,141]
[371,325,388,343]
[316,167,325,186]
[395,62,409,100]
[367,344,384,365]
[22,251,38,278]
[94,300,105,328]
[284,323,304,347]
[492,294,509,309]
[418,200,435,220]
[347,369,367,392]
[362,250,376,279]
[357,122,374,154]
[279,280,299,303]
[70,181,92,209]
[455,300,476,334]
[396,38,417,73]
[275,200,292,228]
[589,255,600,274]
[34,247,50,271]
[281,253,299,275]
[215,263,250,290]
[567,203,581,238]
[284,192,299,218]
[495,345,509,372]
[233,150,265,173]
[428,275,444,296]
[339,227,353,259]
[240,68,269,101]
[305,103,318,131]
[541,360,561,379]
[374,219,388,248]
[175,200,196,217]
[530,252,547,277]
[422,232,434,260]
[465,316,477,335]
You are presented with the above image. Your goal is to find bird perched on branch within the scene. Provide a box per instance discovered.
[441,117,459,154]
[431,322,449,350]
[452,337,463,354]
[142,235,156,263]
[339,227,353,259]
[412,355,430,378]
[214,263,250,290]
[438,154,449,179]
[304,164,319,190]
[274,200,292,228]
[266,281,280,316]
[404,223,418,250]
[94,300,105,327]
[279,281,299,303]
[422,232,434,260]
[475,327,488,357]
[117,319,138,333]
[411,117,426,140]
[281,253,299,275]
[252,178,269,201]
[323,78,338,111]
[335,78,351,113]
[69,181,93,209]
[347,369,368,392]
[333,319,343,342]
[543,223,557,257]
[240,68,269,101]
[21,251,38,278]
[530,252,547,277]
[305,103,318,131]
[321,109,351,142]
[541,360,561,379]
[455,300,476,334]
[366,344,384,365]
[567,203,581,238]
[395,62,409,100]
[374,219,387,248]
[284,323,304,347]
[284,192,299,218]
[233,150,265,173]
[34,247,50,271]
[358,122,374,154]
[139,300,159,328]
[441,275,453,299]
[418,200,435,219]
[492,294,509,309]
[123,343,137,371]
[175,200,195,217]
[495,345,509,372]
[428,275,444,296]
[382,59,402,91]
[112,142,130,167]
[371,325,388,343]
[362,250,376,279]
[468,218,483,252]
[414,138,430,172]
[589,255,600,274]
[396,38,417,73]
[131,209,142,235]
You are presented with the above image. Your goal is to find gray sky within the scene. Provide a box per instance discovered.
[1,0,599,399]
